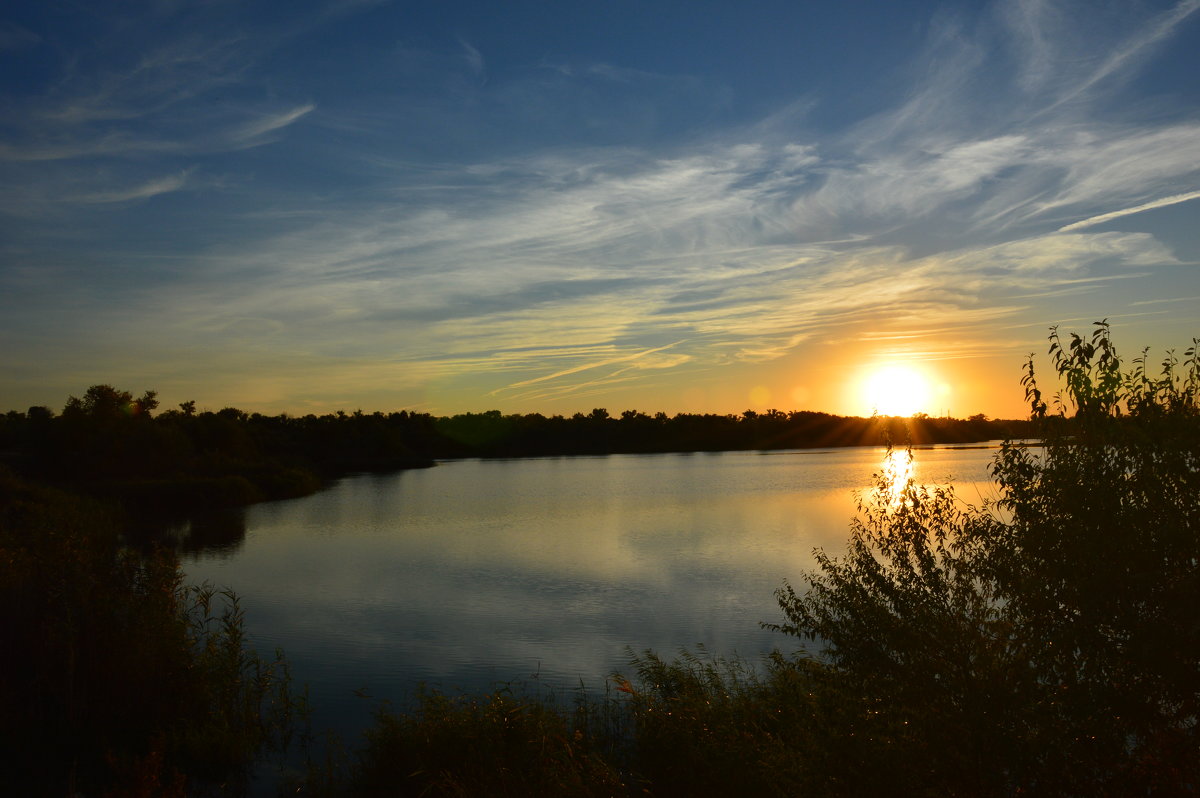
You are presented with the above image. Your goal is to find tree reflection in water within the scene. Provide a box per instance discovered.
[128,509,248,557]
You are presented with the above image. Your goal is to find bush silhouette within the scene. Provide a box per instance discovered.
[773,322,1200,794]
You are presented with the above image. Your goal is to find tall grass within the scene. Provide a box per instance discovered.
[293,649,858,797]
[0,467,298,795]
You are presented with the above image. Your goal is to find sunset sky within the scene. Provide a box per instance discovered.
[2,0,1197,420]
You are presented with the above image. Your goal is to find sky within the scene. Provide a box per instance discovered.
[1,0,1198,420]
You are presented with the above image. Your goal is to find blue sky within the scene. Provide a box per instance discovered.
[2,0,1198,418]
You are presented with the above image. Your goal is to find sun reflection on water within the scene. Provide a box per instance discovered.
[877,447,915,510]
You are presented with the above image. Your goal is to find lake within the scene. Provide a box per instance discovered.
[179,443,1002,743]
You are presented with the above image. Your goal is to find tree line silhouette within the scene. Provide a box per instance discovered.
[0,385,1030,514]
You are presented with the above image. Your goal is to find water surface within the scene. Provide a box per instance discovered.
[181,444,1000,738]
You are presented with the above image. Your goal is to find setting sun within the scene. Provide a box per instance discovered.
[862,364,932,416]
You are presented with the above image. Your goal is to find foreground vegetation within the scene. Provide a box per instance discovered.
[2,322,1195,795]
[0,472,299,795]
[297,322,1198,796]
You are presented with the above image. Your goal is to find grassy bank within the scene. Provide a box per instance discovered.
[0,469,300,795]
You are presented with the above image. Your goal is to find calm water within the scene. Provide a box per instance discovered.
[180,444,1000,740]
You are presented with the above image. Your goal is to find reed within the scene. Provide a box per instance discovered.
[294,650,836,797]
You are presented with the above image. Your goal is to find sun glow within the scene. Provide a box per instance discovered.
[862,364,932,417]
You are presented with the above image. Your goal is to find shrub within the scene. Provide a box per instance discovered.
[0,469,297,795]
[773,322,1200,795]
[346,685,628,797]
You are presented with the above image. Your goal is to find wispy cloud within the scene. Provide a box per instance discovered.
[232,103,316,142]
[491,342,684,395]
[458,38,485,77]
[75,168,194,203]
[0,21,40,52]
[1039,0,1200,112]
[1131,295,1200,306]
[1058,189,1200,231]
[1,0,1196,414]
